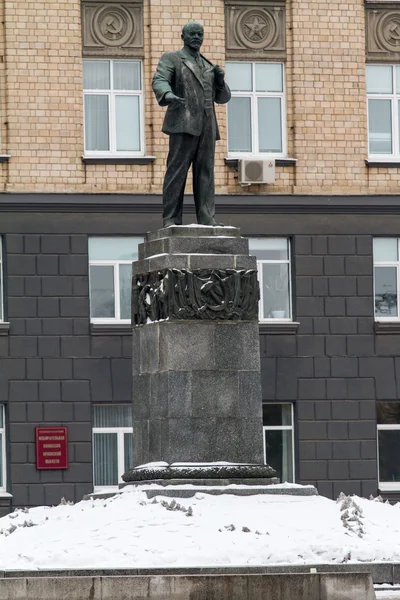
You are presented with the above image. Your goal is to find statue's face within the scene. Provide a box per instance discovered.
[182,24,204,51]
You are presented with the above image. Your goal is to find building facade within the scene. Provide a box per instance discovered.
[0,0,400,514]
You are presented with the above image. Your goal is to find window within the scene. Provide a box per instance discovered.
[83,59,144,156]
[225,62,285,156]
[366,65,400,158]
[0,241,3,322]
[93,405,133,489]
[0,407,6,492]
[263,404,294,483]
[373,238,400,320]
[377,402,400,490]
[248,238,292,321]
[89,237,143,323]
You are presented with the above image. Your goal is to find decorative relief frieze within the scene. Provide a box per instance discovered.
[367,6,400,61]
[82,0,143,57]
[132,268,260,325]
[225,1,285,60]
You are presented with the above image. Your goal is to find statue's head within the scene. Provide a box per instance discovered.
[181,22,204,52]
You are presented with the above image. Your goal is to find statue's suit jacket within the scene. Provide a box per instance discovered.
[152,47,231,140]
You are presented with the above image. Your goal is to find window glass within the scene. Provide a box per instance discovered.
[258,97,282,153]
[89,265,115,319]
[261,263,290,319]
[377,402,400,424]
[124,432,133,472]
[83,59,142,155]
[88,237,142,322]
[263,404,292,426]
[374,266,398,318]
[248,237,288,260]
[84,95,110,152]
[225,62,252,91]
[93,405,133,489]
[113,61,141,90]
[228,97,252,152]
[366,65,392,94]
[227,61,285,156]
[379,430,400,483]
[0,437,3,489]
[93,433,118,487]
[263,404,294,483]
[115,96,140,151]
[368,99,392,154]
[373,238,398,262]
[89,237,141,261]
[0,243,2,322]
[119,264,132,320]
[248,238,291,321]
[265,429,293,483]
[93,404,133,428]
[0,406,6,490]
[255,63,283,92]
[83,60,110,89]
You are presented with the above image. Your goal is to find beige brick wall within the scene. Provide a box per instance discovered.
[290,0,368,194]
[0,0,398,195]
[4,0,85,191]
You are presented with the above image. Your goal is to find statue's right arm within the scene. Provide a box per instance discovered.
[152,53,175,107]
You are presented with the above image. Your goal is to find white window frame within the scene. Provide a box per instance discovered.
[251,238,292,322]
[0,406,6,493]
[0,241,3,323]
[263,403,295,483]
[377,422,400,491]
[226,61,286,158]
[83,59,145,158]
[367,64,400,160]
[89,259,132,324]
[92,422,133,491]
[373,237,400,322]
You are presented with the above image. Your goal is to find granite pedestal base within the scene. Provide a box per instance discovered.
[124,225,271,482]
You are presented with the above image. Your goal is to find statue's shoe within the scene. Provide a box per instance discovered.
[199,219,225,226]
[163,219,177,227]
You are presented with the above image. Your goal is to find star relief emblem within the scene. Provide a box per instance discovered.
[244,15,268,41]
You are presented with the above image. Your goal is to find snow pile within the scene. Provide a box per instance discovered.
[1,488,400,570]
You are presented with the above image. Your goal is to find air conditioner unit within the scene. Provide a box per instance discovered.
[239,159,275,185]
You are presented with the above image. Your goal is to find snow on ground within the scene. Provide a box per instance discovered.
[1,486,400,570]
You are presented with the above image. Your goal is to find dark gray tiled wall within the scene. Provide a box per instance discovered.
[260,234,381,499]
[2,233,132,508]
[0,211,397,506]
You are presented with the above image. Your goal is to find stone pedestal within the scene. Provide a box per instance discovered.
[125,226,268,474]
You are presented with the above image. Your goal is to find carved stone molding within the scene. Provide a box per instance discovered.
[366,6,400,61]
[225,1,285,60]
[132,268,260,325]
[82,0,143,57]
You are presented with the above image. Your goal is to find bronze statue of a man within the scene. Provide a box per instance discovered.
[152,22,231,227]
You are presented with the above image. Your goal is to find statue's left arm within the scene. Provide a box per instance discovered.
[213,65,231,104]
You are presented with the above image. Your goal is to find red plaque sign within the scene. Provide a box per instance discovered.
[35,427,68,470]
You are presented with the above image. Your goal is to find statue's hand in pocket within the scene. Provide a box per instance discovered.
[165,93,186,109]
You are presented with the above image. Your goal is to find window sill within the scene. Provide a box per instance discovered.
[259,321,299,334]
[378,483,400,492]
[91,323,131,336]
[225,158,297,168]
[365,159,400,168]
[375,321,400,334]
[0,322,10,336]
[0,155,10,163]
[0,492,12,498]
[82,155,156,165]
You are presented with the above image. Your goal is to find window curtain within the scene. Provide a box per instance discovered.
[93,432,118,487]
